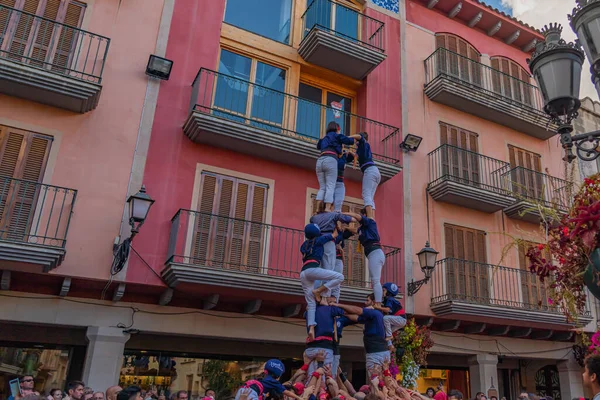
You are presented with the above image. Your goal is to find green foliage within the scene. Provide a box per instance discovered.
[201,360,242,400]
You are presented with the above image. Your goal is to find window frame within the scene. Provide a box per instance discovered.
[222,0,295,45]
[214,47,291,131]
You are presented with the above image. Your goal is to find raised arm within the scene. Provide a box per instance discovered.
[342,212,362,222]
[332,303,363,315]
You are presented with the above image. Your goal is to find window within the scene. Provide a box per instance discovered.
[191,171,268,273]
[0,125,52,241]
[296,82,353,140]
[303,0,359,42]
[0,0,86,71]
[507,145,542,200]
[517,242,552,310]
[490,57,533,106]
[224,0,292,44]
[439,122,479,185]
[443,223,489,302]
[436,33,481,85]
[214,49,287,133]
[309,194,367,288]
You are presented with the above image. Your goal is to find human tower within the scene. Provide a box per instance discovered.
[234,122,411,400]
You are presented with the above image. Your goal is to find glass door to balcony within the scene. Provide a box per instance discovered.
[303,0,359,42]
[439,122,479,186]
[443,224,489,303]
[214,49,286,134]
[296,82,352,141]
[191,172,268,273]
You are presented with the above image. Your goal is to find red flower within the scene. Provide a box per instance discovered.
[537,244,544,250]
[562,227,569,236]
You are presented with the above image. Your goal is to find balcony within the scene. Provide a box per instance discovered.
[162,209,403,304]
[0,177,77,272]
[424,48,557,140]
[0,5,110,113]
[427,145,514,213]
[502,167,572,224]
[185,68,401,181]
[298,0,386,80]
[430,258,592,327]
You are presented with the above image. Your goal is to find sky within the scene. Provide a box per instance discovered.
[482,0,598,101]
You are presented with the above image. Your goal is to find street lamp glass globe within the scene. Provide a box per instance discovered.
[128,185,155,223]
[528,24,584,120]
[570,0,600,69]
[417,241,439,279]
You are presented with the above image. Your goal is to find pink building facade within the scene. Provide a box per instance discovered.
[0,0,595,398]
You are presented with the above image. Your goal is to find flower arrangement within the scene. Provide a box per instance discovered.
[392,318,434,389]
[526,173,600,320]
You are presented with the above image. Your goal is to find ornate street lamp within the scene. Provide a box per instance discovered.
[407,241,439,296]
[570,0,600,96]
[111,185,155,275]
[527,24,585,162]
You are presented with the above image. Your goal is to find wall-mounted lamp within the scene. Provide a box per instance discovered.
[146,55,173,80]
[407,241,439,296]
[400,134,423,152]
[111,185,155,275]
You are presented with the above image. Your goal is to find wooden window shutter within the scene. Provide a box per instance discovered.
[192,172,267,271]
[436,34,480,83]
[0,126,52,241]
[439,122,479,183]
[5,0,39,60]
[508,145,543,199]
[50,0,86,71]
[0,0,17,49]
[518,242,551,310]
[444,224,488,301]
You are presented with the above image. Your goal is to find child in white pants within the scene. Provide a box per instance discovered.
[376,282,406,350]
[300,224,344,340]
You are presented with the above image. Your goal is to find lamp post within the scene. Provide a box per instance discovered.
[528,1,600,162]
[111,185,155,275]
[407,241,439,296]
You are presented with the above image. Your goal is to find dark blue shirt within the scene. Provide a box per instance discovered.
[336,315,356,340]
[314,305,345,336]
[301,234,334,264]
[336,230,353,259]
[260,375,286,399]
[383,296,404,315]
[318,131,356,157]
[358,308,388,353]
[357,135,374,171]
[337,153,355,182]
[358,216,381,255]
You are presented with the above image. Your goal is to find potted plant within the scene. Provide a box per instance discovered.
[392,318,434,389]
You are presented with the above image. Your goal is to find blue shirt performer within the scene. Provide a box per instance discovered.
[300,224,344,340]
[332,297,390,373]
[315,121,361,213]
[356,132,381,219]
[303,303,346,383]
[234,359,303,400]
[375,282,407,351]
[343,209,385,304]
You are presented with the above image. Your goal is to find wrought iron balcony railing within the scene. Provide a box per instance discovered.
[431,258,591,317]
[424,47,546,113]
[0,5,110,83]
[300,0,386,53]
[427,144,511,194]
[167,209,402,290]
[0,176,77,248]
[191,68,401,165]
[502,167,573,211]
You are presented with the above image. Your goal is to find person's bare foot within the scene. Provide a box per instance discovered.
[309,325,315,341]
[313,289,323,303]
[388,344,396,352]
[319,296,329,306]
